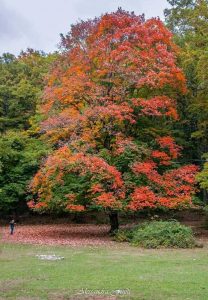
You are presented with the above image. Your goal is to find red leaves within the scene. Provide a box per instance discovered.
[129,163,199,211]
[27,200,35,209]
[128,187,157,210]
[95,192,122,209]
[112,134,137,155]
[151,151,171,166]
[66,204,85,212]
[27,200,48,211]
[40,9,186,147]
[2,224,114,246]
[132,161,163,186]
[164,165,200,186]
[29,9,199,216]
[157,136,181,159]
[30,146,125,212]
[91,184,104,194]
[139,96,178,120]
[132,161,156,175]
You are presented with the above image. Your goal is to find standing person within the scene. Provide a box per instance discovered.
[9,219,15,235]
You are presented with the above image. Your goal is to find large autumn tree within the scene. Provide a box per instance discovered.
[29,9,198,232]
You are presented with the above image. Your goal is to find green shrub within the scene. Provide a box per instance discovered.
[115,221,197,249]
[114,228,135,242]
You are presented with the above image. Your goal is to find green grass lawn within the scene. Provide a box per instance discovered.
[0,242,208,300]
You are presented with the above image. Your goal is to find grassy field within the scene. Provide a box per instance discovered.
[0,242,208,299]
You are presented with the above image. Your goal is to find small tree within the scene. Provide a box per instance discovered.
[29,9,198,232]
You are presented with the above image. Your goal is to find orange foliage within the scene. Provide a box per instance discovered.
[30,146,125,211]
[129,163,199,210]
[29,9,198,214]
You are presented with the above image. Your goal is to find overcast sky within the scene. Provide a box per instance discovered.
[0,0,169,55]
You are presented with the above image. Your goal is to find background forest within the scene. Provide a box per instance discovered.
[0,0,207,221]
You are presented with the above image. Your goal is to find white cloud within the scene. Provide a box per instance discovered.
[0,0,169,55]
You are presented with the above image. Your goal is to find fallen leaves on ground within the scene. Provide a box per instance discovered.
[1,224,116,246]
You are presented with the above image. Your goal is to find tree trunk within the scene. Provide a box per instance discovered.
[109,211,119,234]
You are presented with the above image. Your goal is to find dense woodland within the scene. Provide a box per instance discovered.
[0,0,208,231]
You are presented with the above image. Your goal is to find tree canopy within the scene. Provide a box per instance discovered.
[0,50,54,214]
[27,9,198,229]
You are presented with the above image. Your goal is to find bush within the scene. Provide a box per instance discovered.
[114,221,197,248]
[114,228,135,242]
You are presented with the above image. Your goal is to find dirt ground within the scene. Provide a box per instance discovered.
[1,218,208,247]
[0,209,207,246]
[1,224,116,246]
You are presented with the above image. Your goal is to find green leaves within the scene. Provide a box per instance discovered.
[0,131,49,213]
[115,221,197,248]
[0,50,56,132]
[165,0,208,172]
[0,50,57,213]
